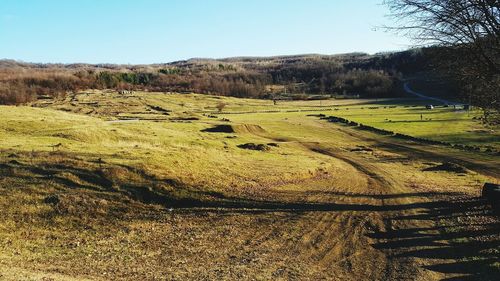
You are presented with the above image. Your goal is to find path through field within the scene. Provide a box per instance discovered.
[137,117,499,280]
[403,81,459,106]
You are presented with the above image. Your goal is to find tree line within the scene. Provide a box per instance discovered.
[385,0,499,122]
[0,55,402,105]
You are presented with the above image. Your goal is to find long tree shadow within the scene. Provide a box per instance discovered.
[0,156,465,213]
[369,197,500,280]
[2,154,499,280]
[0,157,491,215]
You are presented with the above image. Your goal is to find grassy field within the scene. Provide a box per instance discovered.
[0,90,498,280]
[327,103,499,150]
[39,90,499,150]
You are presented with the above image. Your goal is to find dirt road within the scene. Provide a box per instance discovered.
[150,119,500,280]
[403,82,460,106]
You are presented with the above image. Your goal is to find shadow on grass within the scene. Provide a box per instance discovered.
[368,197,500,280]
[1,155,498,279]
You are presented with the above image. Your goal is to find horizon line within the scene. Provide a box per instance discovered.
[0,50,413,66]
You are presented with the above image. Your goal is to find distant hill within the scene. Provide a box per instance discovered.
[0,49,457,105]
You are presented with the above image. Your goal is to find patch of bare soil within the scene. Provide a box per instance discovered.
[423,162,469,173]
[202,124,235,133]
[350,145,374,153]
[202,124,266,134]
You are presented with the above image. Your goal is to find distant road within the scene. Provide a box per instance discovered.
[403,82,460,106]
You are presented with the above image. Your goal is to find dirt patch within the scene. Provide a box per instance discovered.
[147,104,171,114]
[237,143,271,151]
[43,194,60,205]
[273,137,291,142]
[8,159,21,165]
[43,193,111,216]
[230,124,267,134]
[202,124,235,133]
[350,146,373,153]
[423,162,469,173]
[202,124,266,134]
[170,117,199,121]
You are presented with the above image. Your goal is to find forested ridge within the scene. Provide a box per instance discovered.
[0,48,458,105]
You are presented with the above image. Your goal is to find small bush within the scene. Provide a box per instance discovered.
[237,143,270,151]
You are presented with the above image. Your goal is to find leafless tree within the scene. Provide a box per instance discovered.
[385,0,499,120]
[216,102,226,112]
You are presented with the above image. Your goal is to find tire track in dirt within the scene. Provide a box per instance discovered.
[301,145,408,279]
[226,137,415,280]
[259,128,443,280]
[326,121,500,178]
[293,120,500,280]
[219,120,420,279]
[172,132,415,279]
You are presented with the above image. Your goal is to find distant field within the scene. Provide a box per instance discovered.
[325,103,499,150]
[32,90,499,151]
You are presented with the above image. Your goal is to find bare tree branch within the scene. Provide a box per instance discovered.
[384,0,500,119]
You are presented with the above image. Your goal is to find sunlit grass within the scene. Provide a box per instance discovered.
[1,91,498,280]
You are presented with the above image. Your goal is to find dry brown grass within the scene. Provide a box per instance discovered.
[0,92,498,280]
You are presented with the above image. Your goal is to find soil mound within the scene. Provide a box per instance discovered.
[202,124,235,133]
[423,162,468,173]
[202,124,266,134]
[237,143,271,151]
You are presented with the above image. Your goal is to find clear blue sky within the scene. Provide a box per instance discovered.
[0,0,410,64]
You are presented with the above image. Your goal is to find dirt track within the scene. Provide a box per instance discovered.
[184,119,500,280]
[148,120,499,280]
